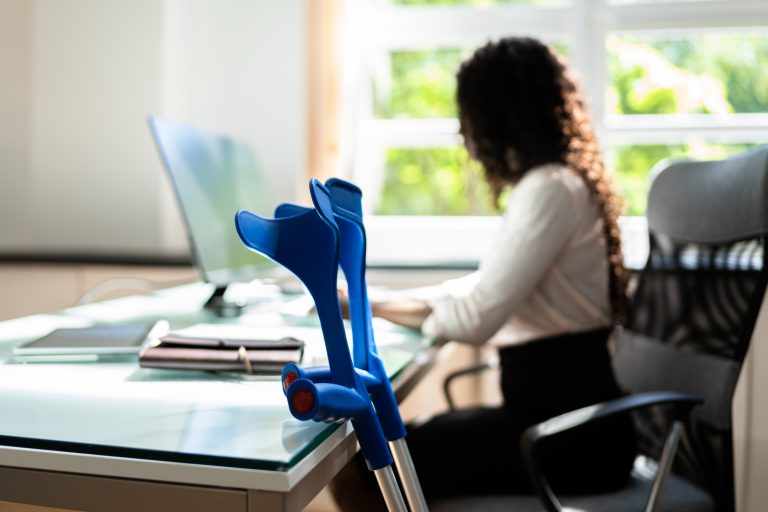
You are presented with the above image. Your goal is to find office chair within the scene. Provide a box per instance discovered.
[432,146,768,512]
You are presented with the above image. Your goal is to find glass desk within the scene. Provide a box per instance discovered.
[0,283,435,512]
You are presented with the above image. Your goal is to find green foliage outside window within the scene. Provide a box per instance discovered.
[375,32,767,216]
[608,34,768,115]
[376,147,499,215]
[374,49,462,118]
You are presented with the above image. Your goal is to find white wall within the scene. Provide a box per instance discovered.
[28,0,165,255]
[158,0,307,252]
[0,0,32,250]
[0,0,307,256]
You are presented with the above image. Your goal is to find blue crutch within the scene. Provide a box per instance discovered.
[278,178,428,512]
[234,179,408,512]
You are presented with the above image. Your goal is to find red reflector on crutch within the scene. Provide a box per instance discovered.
[283,371,298,392]
[291,389,314,415]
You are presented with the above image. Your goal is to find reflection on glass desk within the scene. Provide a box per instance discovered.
[0,282,434,512]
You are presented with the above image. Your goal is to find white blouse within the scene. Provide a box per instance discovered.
[420,163,611,348]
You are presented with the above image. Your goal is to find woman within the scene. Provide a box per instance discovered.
[333,36,636,509]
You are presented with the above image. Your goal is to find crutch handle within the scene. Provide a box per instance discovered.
[283,361,406,441]
[286,378,366,422]
[281,364,377,395]
[286,378,393,470]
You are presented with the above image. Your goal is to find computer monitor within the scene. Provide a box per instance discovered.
[148,116,277,309]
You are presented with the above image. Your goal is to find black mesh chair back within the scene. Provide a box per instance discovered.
[613,147,768,512]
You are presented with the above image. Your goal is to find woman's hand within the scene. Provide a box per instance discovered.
[371,299,432,331]
[329,288,432,331]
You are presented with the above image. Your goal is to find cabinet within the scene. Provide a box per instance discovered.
[0,262,197,321]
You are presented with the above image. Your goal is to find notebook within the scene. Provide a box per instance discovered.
[139,334,304,373]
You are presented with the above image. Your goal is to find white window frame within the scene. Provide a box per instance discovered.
[344,0,768,266]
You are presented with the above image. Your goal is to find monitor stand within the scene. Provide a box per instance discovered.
[203,285,245,317]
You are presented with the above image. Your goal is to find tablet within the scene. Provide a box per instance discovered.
[13,323,158,357]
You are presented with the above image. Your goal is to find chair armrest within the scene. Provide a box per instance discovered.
[442,357,499,411]
[524,391,701,445]
[521,391,703,512]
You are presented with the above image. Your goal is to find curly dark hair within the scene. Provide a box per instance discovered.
[456,36,627,324]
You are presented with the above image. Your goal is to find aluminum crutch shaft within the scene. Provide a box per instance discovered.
[374,465,408,512]
[391,438,429,512]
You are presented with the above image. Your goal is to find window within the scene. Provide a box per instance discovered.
[342,0,768,263]
[606,29,767,213]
